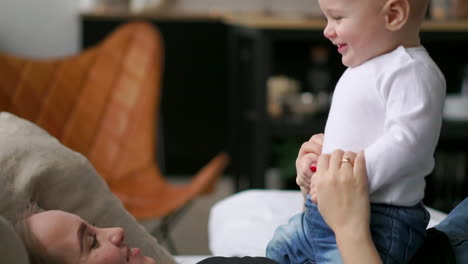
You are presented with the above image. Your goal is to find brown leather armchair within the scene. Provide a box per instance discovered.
[0,21,229,252]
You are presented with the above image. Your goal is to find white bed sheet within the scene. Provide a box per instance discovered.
[209,190,447,257]
[175,255,210,264]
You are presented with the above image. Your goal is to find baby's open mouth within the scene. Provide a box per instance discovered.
[337,43,347,53]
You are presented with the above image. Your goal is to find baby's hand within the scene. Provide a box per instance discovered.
[296,133,324,192]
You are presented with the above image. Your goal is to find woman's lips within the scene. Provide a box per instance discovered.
[130,248,141,259]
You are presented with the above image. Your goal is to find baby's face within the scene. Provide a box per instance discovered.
[318,0,394,67]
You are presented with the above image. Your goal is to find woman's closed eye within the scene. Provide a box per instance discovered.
[89,223,99,250]
[90,233,99,249]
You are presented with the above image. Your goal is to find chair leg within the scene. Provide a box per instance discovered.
[150,202,194,254]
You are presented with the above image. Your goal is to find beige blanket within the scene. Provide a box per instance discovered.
[0,112,175,264]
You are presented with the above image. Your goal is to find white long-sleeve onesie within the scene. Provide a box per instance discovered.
[322,46,446,206]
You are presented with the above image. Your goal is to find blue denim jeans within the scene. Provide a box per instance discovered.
[266,196,430,264]
[434,198,468,264]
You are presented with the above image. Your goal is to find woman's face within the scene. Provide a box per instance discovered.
[27,210,157,264]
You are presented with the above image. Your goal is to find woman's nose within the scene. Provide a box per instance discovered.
[108,227,125,246]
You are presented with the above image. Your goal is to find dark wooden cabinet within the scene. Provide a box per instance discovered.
[81,14,229,175]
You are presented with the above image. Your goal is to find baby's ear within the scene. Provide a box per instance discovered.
[384,0,410,31]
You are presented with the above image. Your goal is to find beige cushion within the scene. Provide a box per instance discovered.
[0,112,175,264]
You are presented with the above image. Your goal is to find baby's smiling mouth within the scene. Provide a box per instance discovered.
[337,43,348,53]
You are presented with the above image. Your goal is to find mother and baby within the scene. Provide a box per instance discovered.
[12,134,467,264]
[6,0,468,263]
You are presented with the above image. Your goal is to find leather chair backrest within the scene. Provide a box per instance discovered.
[0,22,164,185]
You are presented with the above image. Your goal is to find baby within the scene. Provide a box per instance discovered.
[266,0,446,263]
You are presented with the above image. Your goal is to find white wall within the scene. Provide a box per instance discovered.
[0,0,320,58]
[177,0,321,15]
[0,0,80,58]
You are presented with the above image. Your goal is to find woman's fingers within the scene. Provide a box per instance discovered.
[340,151,357,169]
[329,149,344,171]
[315,149,371,239]
[353,151,367,185]
[316,152,330,174]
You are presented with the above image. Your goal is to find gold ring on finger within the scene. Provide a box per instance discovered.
[341,157,352,165]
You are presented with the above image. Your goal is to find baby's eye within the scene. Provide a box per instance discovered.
[333,16,343,22]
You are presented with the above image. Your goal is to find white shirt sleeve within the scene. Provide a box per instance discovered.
[365,59,445,200]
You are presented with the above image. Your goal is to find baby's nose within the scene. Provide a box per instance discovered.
[323,24,335,39]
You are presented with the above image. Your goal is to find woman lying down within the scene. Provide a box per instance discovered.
[12,150,467,264]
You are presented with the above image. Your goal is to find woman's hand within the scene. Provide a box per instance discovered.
[314,150,382,264]
[296,133,323,196]
[314,150,369,235]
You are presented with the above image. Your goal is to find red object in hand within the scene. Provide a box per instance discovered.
[310,164,317,172]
